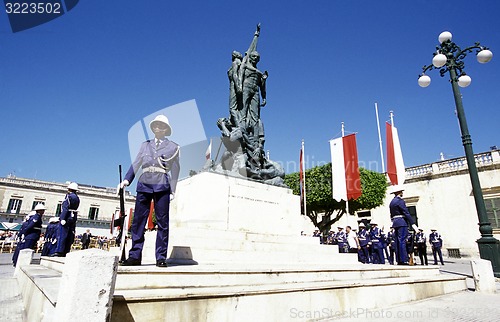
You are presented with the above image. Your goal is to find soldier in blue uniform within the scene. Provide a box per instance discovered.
[369,222,385,264]
[386,227,396,265]
[356,223,370,264]
[120,115,180,268]
[415,228,428,265]
[336,227,348,253]
[429,229,444,265]
[12,203,45,266]
[41,217,59,256]
[389,186,418,265]
[52,182,80,257]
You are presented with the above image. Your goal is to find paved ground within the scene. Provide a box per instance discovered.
[1,254,499,321]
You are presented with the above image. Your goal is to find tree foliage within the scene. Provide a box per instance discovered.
[284,163,387,235]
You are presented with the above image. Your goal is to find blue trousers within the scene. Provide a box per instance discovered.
[394,226,409,264]
[371,245,385,264]
[56,223,75,255]
[432,246,444,265]
[129,190,170,262]
[358,245,370,263]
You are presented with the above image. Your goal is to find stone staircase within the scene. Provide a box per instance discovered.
[16,254,466,322]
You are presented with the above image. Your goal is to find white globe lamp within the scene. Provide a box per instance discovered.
[458,74,472,87]
[432,53,447,67]
[438,31,453,44]
[477,49,493,64]
[418,75,431,87]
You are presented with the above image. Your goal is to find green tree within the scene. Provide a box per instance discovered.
[284,163,387,236]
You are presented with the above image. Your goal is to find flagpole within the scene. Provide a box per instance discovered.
[375,103,386,173]
[341,123,349,227]
[390,110,394,126]
[301,139,307,216]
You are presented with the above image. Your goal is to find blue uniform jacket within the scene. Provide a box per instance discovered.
[429,232,443,248]
[125,139,180,193]
[386,231,396,249]
[60,192,80,223]
[23,213,42,240]
[59,192,80,223]
[357,229,370,247]
[416,232,427,244]
[389,195,414,228]
[369,227,383,248]
[336,231,347,244]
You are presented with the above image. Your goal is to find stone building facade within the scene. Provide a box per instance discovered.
[0,176,136,237]
[368,149,500,257]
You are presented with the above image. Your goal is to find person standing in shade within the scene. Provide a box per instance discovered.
[13,203,45,266]
[41,217,59,256]
[120,115,180,268]
[389,186,418,265]
[415,228,429,265]
[356,223,370,264]
[369,222,385,264]
[81,229,92,249]
[336,227,348,253]
[345,226,358,253]
[52,182,80,257]
[429,229,444,265]
[386,227,396,265]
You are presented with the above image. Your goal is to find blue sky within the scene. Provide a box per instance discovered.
[0,0,499,188]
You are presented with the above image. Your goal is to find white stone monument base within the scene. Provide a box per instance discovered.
[126,172,354,265]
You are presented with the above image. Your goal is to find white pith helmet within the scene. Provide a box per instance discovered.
[390,185,405,194]
[67,182,79,191]
[34,203,46,211]
[149,115,172,136]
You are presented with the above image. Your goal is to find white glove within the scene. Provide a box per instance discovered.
[120,180,129,189]
[170,192,175,201]
[60,220,66,226]
[412,224,419,231]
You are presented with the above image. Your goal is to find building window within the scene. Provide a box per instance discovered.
[408,205,419,227]
[485,197,500,229]
[7,198,22,214]
[55,202,62,216]
[88,207,99,220]
[32,201,45,210]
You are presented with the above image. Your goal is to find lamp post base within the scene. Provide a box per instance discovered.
[477,237,500,278]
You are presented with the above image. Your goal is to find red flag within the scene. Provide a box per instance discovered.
[330,134,362,201]
[386,122,405,185]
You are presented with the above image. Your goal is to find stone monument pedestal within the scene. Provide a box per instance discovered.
[134,172,355,266]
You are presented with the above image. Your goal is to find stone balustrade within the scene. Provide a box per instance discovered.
[406,150,499,180]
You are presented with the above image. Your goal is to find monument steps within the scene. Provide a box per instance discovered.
[109,264,466,321]
[114,263,443,290]
[19,256,466,322]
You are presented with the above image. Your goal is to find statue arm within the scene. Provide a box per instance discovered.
[238,23,260,84]
[246,23,260,56]
[260,71,268,106]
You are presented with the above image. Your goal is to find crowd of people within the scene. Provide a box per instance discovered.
[311,225,445,266]
[309,185,446,266]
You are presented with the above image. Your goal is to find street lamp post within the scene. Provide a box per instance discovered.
[418,31,500,277]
